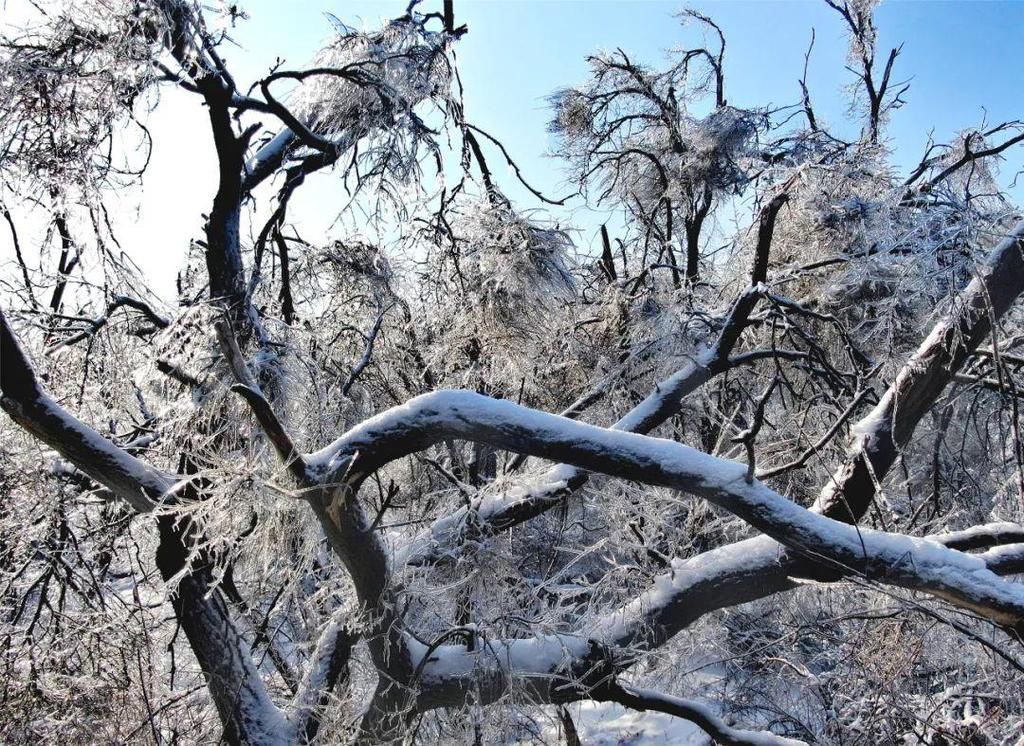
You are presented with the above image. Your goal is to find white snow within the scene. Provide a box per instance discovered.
[413,633,592,683]
[308,389,1024,626]
[515,701,710,745]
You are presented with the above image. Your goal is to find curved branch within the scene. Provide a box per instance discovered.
[308,389,1024,628]
[465,124,574,205]
[292,611,357,742]
[1,310,173,513]
[908,128,1024,194]
[215,320,309,482]
[46,295,169,353]
[593,683,804,746]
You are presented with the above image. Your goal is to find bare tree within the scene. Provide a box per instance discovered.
[2,1,1024,744]
[550,11,746,287]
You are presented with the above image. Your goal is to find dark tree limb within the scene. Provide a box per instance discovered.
[1,310,172,512]
[46,295,169,353]
[592,681,803,746]
[215,320,309,482]
[1,311,288,740]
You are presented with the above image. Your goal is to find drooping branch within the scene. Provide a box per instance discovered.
[409,513,1024,714]
[2,310,288,739]
[215,320,308,482]
[465,123,573,205]
[680,10,726,108]
[239,12,457,197]
[1,310,172,513]
[393,219,1024,699]
[372,219,1024,730]
[592,682,804,746]
[904,122,1024,196]
[341,303,390,397]
[1,204,37,310]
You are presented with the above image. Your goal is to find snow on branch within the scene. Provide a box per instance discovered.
[592,683,805,746]
[291,610,357,742]
[586,218,1024,652]
[242,11,454,194]
[397,195,791,567]
[0,310,174,513]
[308,387,1024,630]
[815,219,1024,522]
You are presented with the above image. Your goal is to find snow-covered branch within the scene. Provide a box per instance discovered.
[815,219,1024,522]
[1,311,173,513]
[291,611,356,742]
[309,388,1024,630]
[591,683,806,746]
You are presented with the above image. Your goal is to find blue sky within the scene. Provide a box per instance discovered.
[222,0,1024,199]
[207,0,1024,257]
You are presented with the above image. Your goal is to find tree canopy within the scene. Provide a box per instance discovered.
[2,1,1024,743]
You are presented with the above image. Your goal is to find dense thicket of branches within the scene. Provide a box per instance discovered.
[2,1,1024,743]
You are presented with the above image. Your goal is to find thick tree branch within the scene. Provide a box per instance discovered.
[594,219,1024,653]
[292,612,357,742]
[593,682,804,746]
[816,220,1024,522]
[2,311,288,741]
[308,390,1024,628]
[1,311,172,513]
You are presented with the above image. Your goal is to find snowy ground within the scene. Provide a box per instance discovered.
[517,701,710,745]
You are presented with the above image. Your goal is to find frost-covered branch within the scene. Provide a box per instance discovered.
[310,389,1024,628]
[1,310,173,513]
[815,220,1024,522]
[593,218,1024,653]
[4,3,1024,742]
[45,294,170,353]
[215,320,309,481]
[904,121,1024,194]
[2,309,289,741]
[399,193,789,566]
[591,683,805,746]
[291,611,357,742]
